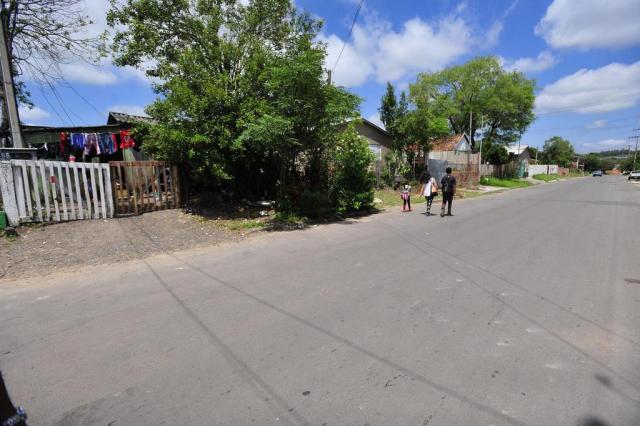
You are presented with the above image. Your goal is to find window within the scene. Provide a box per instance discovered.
[369,143,382,160]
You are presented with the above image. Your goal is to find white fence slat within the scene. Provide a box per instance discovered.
[13,166,27,218]
[48,162,60,221]
[103,165,114,218]
[56,163,68,221]
[39,161,51,222]
[96,164,107,219]
[89,165,99,219]
[19,161,34,219]
[64,163,76,220]
[0,162,19,226]
[71,163,83,220]
[80,163,92,219]
[29,162,43,222]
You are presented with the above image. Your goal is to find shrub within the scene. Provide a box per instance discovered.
[331,126,376,216]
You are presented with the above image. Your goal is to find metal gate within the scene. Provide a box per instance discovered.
[109,161,180,216]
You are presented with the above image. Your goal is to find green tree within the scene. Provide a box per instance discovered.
[108,0,361,213]
[482,140,509,165]
[541,136,575,167]
[331,124,375,216]
[410,56,536,149]
[583,153,604,172]
[379,82,397,130]
[528,146,539,162]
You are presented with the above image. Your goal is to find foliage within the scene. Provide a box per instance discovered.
[541,136,575,167]
[109,0,362,215]
[410,56,536,149]
[330,125,376,216]
[532,173,559,182]
[582,153,604,172]
[0,0,102,133]
[481,140,509,165]
[480,176,532,188]
[528,146,539,161]
[379,83,397,131]
[620,156,638,171]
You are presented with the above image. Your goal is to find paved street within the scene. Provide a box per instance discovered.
[1,176,639,425]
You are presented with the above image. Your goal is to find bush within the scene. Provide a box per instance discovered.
[296,190,332,219]
[331,126,376,216]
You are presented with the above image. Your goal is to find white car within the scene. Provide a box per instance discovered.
[629,170,640,181]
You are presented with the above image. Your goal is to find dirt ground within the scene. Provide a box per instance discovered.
[0,210,246,281]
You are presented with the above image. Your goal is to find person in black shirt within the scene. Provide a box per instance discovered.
[440,167,457,217]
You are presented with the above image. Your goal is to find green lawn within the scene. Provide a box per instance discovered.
[532,173,560,182]
[374,187,485,210]
[480,176,533,188]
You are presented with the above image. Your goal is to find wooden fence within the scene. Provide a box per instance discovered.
[0,160,113,226]
[109,161,179,216]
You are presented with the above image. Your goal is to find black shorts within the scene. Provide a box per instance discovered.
[442,192,454,202]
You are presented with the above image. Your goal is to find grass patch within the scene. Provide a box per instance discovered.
[374,189,405,208]
[532,173,559,182]
[225,219,266,231]
[480,176,532,188]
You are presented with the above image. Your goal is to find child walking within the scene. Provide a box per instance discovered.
[400,184,412,212]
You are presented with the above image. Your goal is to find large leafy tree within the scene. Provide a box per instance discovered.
[0,0,101,134]
[108,0,361,207]
[409,56,536,149]
[541,136,575,167]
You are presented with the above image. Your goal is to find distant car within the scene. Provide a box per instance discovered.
[628,170,640,180]
[592,170,603,177]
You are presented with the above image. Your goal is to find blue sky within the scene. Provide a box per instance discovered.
[19,0,640,153]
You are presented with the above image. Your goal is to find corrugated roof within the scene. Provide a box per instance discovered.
[506,144,528,155]
[107,111,157,125]
[430,134,467,151]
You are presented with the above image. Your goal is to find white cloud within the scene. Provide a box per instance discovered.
[375,16,473,82]
[501,50,557,73]
[535,0,640,50]
[322,6,500,87]
[535,61,640,114]
[19,106,50,123]
[59,63,118,85]
[597,138,626,147]
[107,105,148,116]
[586,119,606,129]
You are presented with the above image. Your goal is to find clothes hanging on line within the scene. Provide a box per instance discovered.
[84,133,100,156]
[120,130,135,149]
[71,133,86,149]
[97,133,118,155]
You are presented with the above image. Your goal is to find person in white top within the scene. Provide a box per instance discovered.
[420,172,438,216]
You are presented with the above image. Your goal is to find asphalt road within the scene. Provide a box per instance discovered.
[1,176,639,425]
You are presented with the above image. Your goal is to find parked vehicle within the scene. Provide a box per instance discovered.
[592,170,603,177]
[628,170,640,180]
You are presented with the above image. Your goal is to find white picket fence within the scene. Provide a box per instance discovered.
[0,160,114,226]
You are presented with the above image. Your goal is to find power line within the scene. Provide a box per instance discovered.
[331,0,365,73]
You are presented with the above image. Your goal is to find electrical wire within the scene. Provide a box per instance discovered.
[331,0,365,73]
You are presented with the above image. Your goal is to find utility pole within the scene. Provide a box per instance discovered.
[326,69,332,85]
[478,116,484,175]
[0,8,23,148]
[629,128,640,170]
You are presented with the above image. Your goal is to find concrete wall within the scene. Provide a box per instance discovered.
[529,164,559,176]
